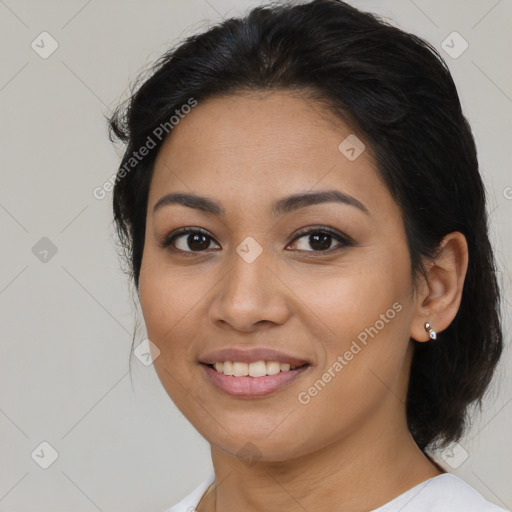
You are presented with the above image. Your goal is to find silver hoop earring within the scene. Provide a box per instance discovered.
[424,322,437,340]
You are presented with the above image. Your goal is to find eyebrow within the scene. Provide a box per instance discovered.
[152,189,369,217]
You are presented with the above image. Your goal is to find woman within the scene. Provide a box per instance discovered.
[107,0,507,510]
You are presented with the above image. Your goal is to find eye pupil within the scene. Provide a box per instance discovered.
[188,233,209,251]
[310,233,331,250]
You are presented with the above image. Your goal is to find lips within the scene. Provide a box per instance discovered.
[200,363,311,397]
[198,346,312,397]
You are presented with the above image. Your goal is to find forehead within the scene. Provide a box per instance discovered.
[155,91,355,164]
[149,91,390,218]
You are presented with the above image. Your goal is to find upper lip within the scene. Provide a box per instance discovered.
[199,346,311,366]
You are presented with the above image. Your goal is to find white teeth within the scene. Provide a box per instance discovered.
[233,362,249,377]
[249,361,267,377]
[210,360,305,377]
[222,361,234,376]
[266,361,281,375]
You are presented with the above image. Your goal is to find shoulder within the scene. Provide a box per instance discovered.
[375,473,509,512]
[162,472,215,512]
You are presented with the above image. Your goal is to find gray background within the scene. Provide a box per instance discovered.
[0,0,511,510]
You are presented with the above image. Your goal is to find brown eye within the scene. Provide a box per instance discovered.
[161,228,221,252]
[179,232,211,251]
[288,227,351,252]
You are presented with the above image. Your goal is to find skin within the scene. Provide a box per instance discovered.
[138,90,468,511]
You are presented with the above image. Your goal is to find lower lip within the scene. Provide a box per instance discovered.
[200,363,310,397]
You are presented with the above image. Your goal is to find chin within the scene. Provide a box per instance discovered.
[206,425,316,465]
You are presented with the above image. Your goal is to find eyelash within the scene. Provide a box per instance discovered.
[159,226,353,255]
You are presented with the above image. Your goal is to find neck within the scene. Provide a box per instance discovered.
[201,414,441,512]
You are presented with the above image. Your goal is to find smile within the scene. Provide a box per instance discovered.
[200,361,310,397]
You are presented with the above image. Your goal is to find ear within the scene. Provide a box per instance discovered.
[410,232,469,342]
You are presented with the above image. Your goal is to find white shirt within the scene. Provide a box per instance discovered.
[164,472,509,512]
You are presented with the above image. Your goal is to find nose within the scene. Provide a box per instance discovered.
[209,247,292,333]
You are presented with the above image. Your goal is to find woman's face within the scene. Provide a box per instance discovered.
[139,91,419,462]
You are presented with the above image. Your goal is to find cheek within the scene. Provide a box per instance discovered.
[289,277,413,457]
[138,249,220,396]
[138,252,191,371]
[138,256,206,418]
[290,246,414,397]
[288,252,411,346]
[139,249,206,344]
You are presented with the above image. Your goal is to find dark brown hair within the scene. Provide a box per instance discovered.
[108,0,503,451]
